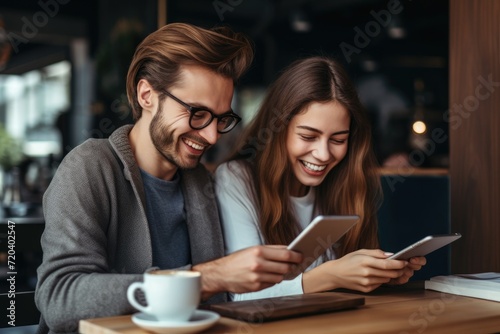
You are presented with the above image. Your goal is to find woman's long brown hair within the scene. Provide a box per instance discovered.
[229,56,381,257]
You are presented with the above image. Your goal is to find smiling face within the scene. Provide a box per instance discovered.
[131,65,235,180]
[148,65,234,170]
[286,101,351,197]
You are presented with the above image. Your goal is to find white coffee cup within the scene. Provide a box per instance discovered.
[127,269,201,322]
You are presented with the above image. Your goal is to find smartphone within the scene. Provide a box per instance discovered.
[285,215,359,280]
[388,233,462,260]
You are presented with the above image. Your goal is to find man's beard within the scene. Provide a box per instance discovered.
[149,105,201,170]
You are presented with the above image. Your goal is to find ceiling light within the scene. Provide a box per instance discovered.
[290,10,311,33]
[387,17,406,39]
[412,121,426,134]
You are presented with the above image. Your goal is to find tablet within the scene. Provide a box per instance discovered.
[388,233,462,260]
[285,215,359,280]
[200,292,364,322]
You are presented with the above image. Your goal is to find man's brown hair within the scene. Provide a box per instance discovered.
[126,23,253,120]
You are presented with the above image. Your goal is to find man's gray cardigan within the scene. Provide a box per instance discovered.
[35,125,226,334]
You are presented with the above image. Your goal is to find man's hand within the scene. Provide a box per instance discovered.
[192,245,302,300]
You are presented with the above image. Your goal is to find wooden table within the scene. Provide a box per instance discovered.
[79,283,500,334]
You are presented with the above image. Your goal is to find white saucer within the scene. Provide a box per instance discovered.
[131,310,220,334]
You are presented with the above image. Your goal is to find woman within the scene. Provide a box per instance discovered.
[214,56,426,301]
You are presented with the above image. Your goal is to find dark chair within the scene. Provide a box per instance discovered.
[378,174,451,280]
[1,217,44,329]
[0,291,40,328]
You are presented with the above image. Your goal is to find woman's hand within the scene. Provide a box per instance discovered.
[387,256,427,285]
[302,249,409,293]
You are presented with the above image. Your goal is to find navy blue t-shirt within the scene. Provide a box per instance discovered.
[140,169,191,269]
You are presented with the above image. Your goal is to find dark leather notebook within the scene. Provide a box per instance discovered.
[200,292,364,322]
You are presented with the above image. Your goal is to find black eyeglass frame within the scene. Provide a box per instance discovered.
[163,91,242,133]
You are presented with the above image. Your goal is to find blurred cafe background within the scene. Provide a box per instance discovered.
[1,0,499,331]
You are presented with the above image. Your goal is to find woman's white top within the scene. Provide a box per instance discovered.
[214,160,335,301]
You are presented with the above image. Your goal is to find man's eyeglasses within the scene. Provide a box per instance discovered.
[164,91,241,133]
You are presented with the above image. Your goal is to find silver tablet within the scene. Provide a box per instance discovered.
[285,215,359,280]
[388,233,462,260]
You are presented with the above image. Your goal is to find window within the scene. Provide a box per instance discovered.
[0,60,71,158]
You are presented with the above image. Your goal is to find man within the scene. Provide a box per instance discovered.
[35,23,301,334]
